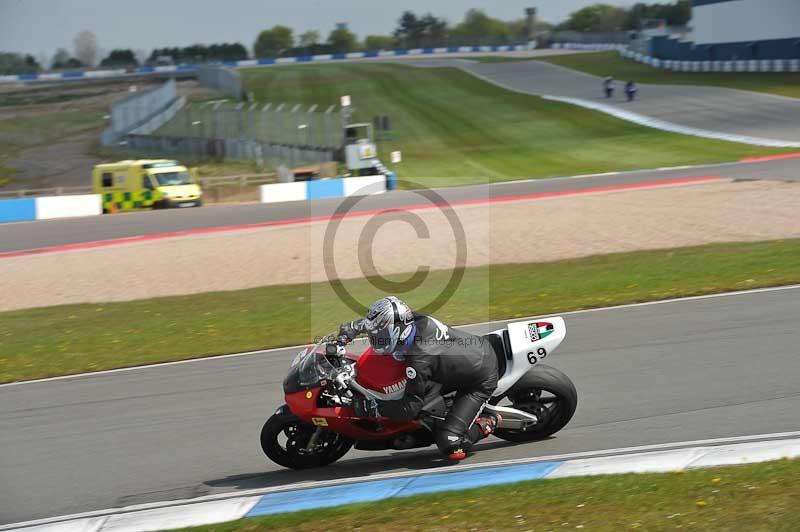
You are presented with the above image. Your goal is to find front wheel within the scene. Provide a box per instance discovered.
[260,410,353,469]
[494,364,578,443]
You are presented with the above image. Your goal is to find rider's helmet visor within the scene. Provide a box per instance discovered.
[368,325,398,354]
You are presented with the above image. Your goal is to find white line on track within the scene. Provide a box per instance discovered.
[2,283,798,389]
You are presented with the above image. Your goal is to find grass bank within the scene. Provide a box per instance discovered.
[0,110,106,147]
[0,110,107,188]
[539,51,800,99]
[1,238,799,383]
[174,459,800,532]
[240,63,787,188]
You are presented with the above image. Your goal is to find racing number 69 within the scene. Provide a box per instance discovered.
[527,347,547,365]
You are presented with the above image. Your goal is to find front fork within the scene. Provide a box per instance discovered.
[305,427,324,451]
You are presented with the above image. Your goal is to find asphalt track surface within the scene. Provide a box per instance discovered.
[459,60,800,144]
[1,156,799,255]
[2,286,799,524]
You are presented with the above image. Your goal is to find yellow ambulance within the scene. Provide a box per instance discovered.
[92,160,203,212]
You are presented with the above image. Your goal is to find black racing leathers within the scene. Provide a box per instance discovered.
[378,314,499,454]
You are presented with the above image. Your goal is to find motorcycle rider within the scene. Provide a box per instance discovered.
[339,296,501,460]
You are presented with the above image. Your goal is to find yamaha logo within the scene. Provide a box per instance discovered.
[382,379,407,395]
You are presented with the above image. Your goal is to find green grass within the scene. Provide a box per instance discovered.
[0,145,19,186]
[173,459,800,532]
[540,51,800,99]
[1,238,799,383]
[240,63,790,188]
[0,110,107,147]
[0,88,114,107]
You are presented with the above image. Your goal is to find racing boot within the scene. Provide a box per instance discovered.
[446,414,502,461]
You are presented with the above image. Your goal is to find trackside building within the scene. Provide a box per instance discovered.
[651,0,800,60]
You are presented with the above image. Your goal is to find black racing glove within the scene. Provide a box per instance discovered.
[353,397,380,418]
[338,320,365,342]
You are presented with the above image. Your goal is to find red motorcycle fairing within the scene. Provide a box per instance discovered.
[285,347,419,441]
[354,346,409,396]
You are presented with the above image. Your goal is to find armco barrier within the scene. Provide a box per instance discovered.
[0,45,526,84]
[0,195,102,224]
[553,43,800,73]
[260,175,387,204]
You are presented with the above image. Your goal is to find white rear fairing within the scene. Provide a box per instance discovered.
[492,317,567,397]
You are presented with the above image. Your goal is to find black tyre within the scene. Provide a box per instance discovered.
[494,364,577,442]
[260,411,353,469]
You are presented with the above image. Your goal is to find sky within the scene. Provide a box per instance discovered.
[0,0,636,60]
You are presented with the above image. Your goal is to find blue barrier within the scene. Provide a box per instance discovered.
[306,178,345,200]
[4,44,526,84]
[0,198,36,223]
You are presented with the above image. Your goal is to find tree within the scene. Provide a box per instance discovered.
[134,49,148,65]
[394,11,424,48]
[100,49,138,67]
[419,14,448,46]
[393,11,450,48]
[24,55,40,70]
[327,24,359,53]
[625,1,691,29]
[0,52,40,74]
[254,25,293,58]
[299,30,321,48]
[452,9,512,45]
[364,35,396,51]
[73,30,98,67]
[559,4,627,32]
[51,48,71,69]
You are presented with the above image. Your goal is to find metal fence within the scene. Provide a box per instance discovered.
[197,66,244,99]
[101,79,183,145]
[118,100,345,166]
[122,134,335,167]
[159,102,343,148]
[0,186,92,198]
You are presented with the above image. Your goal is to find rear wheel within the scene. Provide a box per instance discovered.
[494,364,577,442]
[260,411,353,469]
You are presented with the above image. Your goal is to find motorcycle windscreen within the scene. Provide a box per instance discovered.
[284,351,338,393]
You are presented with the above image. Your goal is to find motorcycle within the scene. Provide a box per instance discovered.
[261,318,577,469]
